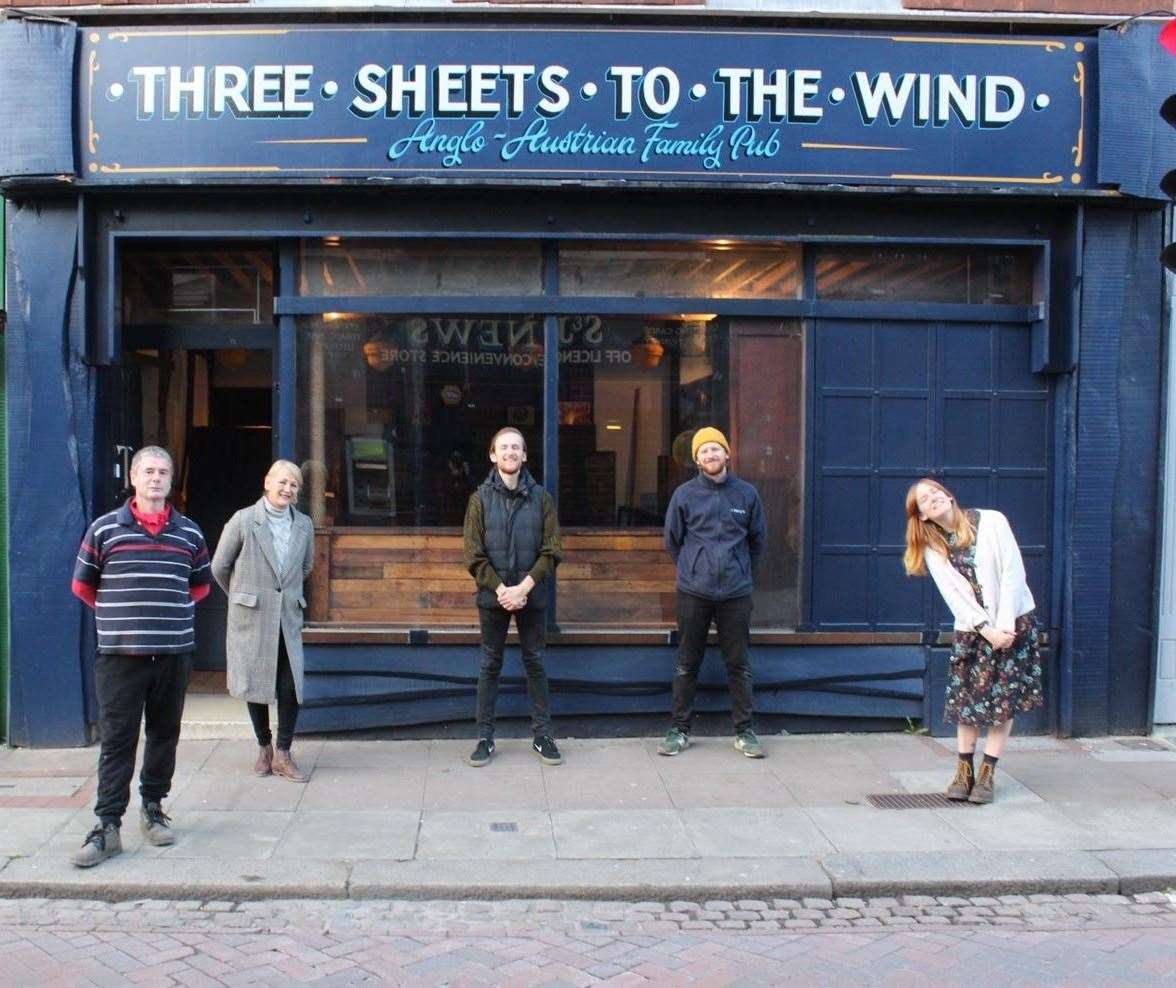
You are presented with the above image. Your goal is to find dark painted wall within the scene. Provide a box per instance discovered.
[5,200,96,747]
[298,642,925,734]
[1067,207,1163,736]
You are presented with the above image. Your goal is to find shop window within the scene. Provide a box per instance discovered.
[814,245,1034,304]
[299,239,543,296]
[556,315,803,629]
[120,243,274,326]
[295,313,544,531]
[559,242,802,299]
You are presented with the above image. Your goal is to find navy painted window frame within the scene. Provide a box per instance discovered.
[104,227,1049,635]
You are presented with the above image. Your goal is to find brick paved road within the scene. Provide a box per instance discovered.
[1,893,1174,986]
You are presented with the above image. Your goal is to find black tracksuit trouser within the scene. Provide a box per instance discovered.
[93,651,192,826]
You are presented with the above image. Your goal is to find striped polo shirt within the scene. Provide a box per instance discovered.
[72,500,212,655]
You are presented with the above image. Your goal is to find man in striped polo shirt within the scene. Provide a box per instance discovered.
[70,446,212,867]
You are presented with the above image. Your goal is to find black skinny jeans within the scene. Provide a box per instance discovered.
[247,633,300,751]
[94,651,193,826]
[671,591,755,735]
[475,606,552,740]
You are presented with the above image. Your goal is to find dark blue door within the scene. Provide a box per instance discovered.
[809,319,1051,632]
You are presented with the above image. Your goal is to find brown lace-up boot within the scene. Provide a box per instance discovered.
[272,748,309,783]
[254,744,273,777]
[946,759,974,800]
[968,762,995,804]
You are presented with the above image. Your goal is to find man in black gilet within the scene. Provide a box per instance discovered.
[462,427,563,766]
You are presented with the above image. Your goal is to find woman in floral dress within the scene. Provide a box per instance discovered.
[903,478,1044,804]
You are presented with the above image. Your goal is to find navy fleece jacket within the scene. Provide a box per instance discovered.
[664,471,765,601]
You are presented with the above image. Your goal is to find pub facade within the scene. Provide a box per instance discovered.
[1,9,1169,745]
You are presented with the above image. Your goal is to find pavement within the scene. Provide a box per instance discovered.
[2,731,1176,902]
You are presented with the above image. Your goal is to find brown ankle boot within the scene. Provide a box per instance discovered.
[272,748,309,783]
[946,760,974,800]
[253,744,274,777]
[968,762,995,804]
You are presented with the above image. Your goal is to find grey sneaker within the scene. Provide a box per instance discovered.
[657,728,690,756]
[468,738,495,767]
[71,823,122,868]
[139,802,175,846]
[734,730,765,758]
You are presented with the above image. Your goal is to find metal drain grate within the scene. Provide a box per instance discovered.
[489,821,519,832]
[866,792,977,810]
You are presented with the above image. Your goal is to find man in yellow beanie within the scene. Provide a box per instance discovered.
[660,427,767,758]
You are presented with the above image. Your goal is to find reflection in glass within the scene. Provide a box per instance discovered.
[815,245,1035,304]
[299,239,543,297]
[295,314,543,529]
[556,315,803,628]
[120,243,274,326]
[559,242,802,299]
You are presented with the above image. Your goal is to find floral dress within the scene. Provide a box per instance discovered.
[944,510,1044,727]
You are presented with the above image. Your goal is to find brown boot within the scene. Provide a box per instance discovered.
[968,762,995,804]
[253,744,273,777]
[272,748,309,783]
[946,759,974,800]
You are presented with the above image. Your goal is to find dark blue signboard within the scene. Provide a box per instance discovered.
[79,25,1099,191]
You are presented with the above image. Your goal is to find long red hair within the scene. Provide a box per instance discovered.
[903,478,975,576]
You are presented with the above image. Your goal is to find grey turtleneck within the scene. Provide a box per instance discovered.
[263,499,293,574]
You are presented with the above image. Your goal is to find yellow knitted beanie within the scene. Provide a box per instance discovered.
[691,427,730,461]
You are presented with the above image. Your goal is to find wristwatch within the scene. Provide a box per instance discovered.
[974,620,990,632]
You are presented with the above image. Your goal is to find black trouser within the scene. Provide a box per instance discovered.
[247,633,300,751]
[671,591,755,734]
[475,606,552,740]
[93,651,193,826]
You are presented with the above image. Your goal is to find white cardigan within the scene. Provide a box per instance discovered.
[923,509,1035,633]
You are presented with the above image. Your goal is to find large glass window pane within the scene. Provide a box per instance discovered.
[121,242,274,326]
[559,242,801,299]
[556,315,803,629]
[299,239,543,296]
[296,313,544,530]
[815,245,1034,304]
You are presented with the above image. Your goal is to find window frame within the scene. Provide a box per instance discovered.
[110,230,1048,638]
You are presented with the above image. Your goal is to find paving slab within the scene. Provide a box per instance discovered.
[297,768,428,812]
[0,810,78,857]
[167,769,310,812]
[155,810,294,859]
[349,857,831,900]
[780,766,902,806]
[936,803,1098,852]
[274,811,419,861]
[552,809,695,859]
[1049,800,1176,849]
[807,806,974,853]
[0,855,349,900]
[423,764,548,811]
[824,850,1119,896]
[681,809,834,858]
[543,771,673,810]
[417,811,555,860]
[663,771,798,808]
[1095,850,1176,894]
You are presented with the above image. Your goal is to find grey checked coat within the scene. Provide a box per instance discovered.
[211,498,315,704]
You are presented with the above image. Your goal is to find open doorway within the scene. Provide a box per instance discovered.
[119,347,273,675]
